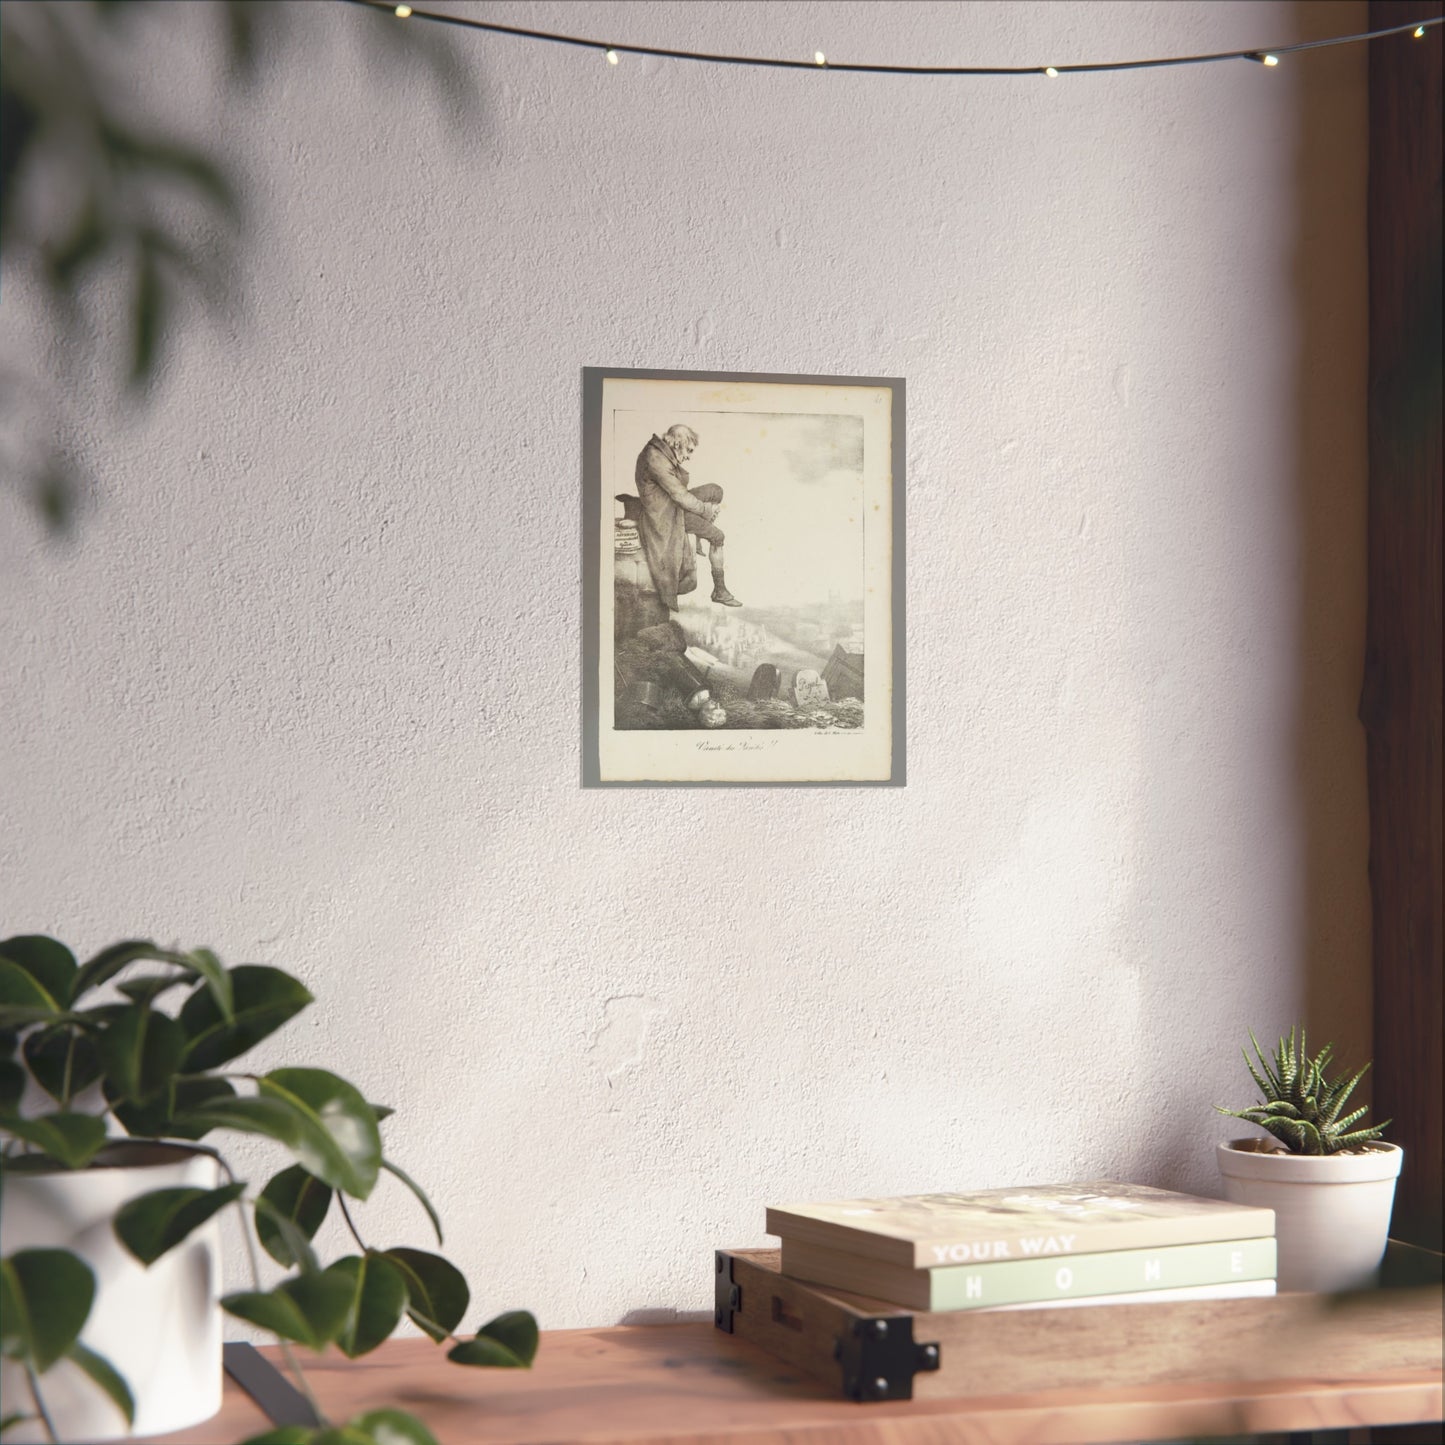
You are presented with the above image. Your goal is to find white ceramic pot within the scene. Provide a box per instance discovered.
[0,1141,224,1442]
[1216,1137,1403,1293]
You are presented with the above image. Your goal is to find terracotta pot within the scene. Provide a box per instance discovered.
[1216,1137,1403,1293]
[0,1141,224,1441]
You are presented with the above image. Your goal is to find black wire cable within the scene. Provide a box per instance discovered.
[337,1,1441,77]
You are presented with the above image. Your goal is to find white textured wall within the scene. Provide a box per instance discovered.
[0,1,1370,1330]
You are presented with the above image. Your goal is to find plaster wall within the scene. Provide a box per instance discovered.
[0,1,1371,1328]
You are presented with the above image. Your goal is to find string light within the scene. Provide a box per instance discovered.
[605,49,619,65]
[339,2,1443,78]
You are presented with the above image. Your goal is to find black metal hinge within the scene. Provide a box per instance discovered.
[223,1341,320,1427]
[833,1313,941,1401]
[714,1250,742,1332]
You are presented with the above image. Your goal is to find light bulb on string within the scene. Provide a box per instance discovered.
[338,2,1442,80]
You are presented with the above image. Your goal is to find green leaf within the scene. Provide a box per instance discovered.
[259,1070,381,1201]
[23,1027,102,1103]
[182,948,234,1023]
[116,975,191,1008]
[171,1095,311,1159]
[0,960,60,1027]
[98,1006,187,1103]
[178,1081,379,1200]
[382,1248,468,1342]
[0,1060,25,1114]
[326,1253,407,1359]
[0,1261,23,1359]
[222,1273,353,1351]
[252,1196,321,1276]
[447,1310,538,1368]
[370,1103,394,1122]
[180,966,312,1071]
[380,1158,442,1246]
[0,938,76,1008]
[1,1414,37,1435]
[113,1182,245,1265]
[256,1165,332,1268]
[0,1249,95,1371]
[72,941,174,1000]
[67,1340,135,1426]
[351,1409,441,1445]
[134,1076,240,1142]
[107,1073,239,1142]
[104,1076,171,1140]
[1332,1121,1392,1151]
[73,1003,131,1032]
[0,1112,108,1168]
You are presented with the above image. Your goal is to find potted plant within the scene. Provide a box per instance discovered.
[1215,1025,1402,1293]
[0,934,537,1444]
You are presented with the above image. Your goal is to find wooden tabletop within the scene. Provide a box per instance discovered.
[149,1320,1444,1445]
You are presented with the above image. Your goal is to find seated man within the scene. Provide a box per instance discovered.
[633,424,742,609]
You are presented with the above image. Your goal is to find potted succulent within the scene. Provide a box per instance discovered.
[1215,1025,1402,1293]
[0,934,537,1444]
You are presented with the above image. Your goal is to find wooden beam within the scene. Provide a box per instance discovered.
[1364,0,1444,1264]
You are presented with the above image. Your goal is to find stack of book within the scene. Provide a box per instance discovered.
[766,1181,1277,1312]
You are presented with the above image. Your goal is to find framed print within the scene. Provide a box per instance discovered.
[582,367,904,786]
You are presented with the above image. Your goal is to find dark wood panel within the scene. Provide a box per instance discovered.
[1364,0,1444,1292]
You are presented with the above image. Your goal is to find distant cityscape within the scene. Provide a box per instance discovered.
[683,598,864,673]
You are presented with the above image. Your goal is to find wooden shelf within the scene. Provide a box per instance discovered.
[148,1307,1443,1445]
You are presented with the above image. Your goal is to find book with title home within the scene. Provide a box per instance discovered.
[778,1234,1278,1310]
[765,1181,1275,1271]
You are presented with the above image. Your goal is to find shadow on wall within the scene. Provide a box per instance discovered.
[0,0,474,536]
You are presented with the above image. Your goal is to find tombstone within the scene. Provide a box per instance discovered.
[792,669,829,708]
[822,644,864,701]
[748,664,780,701]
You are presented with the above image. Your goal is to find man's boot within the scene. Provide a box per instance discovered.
[711,571,743,607]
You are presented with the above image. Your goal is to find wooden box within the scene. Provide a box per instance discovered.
[715,1243,1445,1404]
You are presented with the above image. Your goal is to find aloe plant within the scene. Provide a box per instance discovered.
[0,935,536,1445]
[1216,1025,1391,1156]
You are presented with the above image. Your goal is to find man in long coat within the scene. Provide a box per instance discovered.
[633,425,742,610]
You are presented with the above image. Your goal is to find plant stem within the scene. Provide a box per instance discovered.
[219,1157,327,1427]
[24,1364,57,1444]
[334,1197,464,1348]
[60,1032,77,1110]
[336,1194,367,1253]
